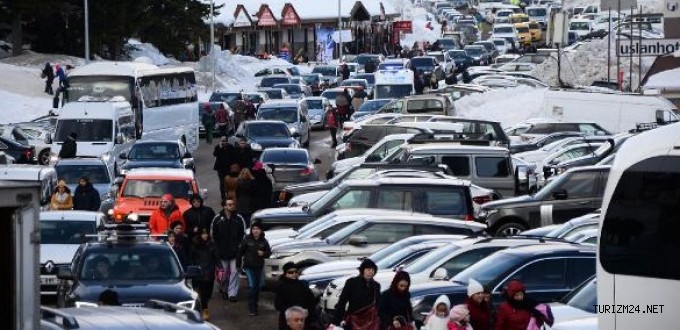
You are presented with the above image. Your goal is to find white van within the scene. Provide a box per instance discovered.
[540,89,679,133]
[598,122,680,329]
[0,164,58,209]
[374,69,415,100]
[51,97,135,169]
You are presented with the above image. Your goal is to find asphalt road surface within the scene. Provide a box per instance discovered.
[196,129,336,329]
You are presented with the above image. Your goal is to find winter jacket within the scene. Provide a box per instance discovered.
[213,144,236,171]
[236,178,255,215]
[72,183,101,211]
[202,109,216,128]
[466,296,493,330]
[56,66,69,87]
[252,169,273,212]
[275,276,319,330]
[171,238,189,269]
[325,109,338,128]
[149,205,184,235]
[447,322,472,330]
[211,211,246,260]
[50,192,73,210]
[238,233,271,268]
[341,65,350,80]
[42,63,55,80]
[333,275,381,325]
[234,147,255,170]
[494,302,532,330]
[183,204,216,241]
[59,137,77,158]
[379,290,413,330]
[215,108,229,125]
[422,295,451,330]
[224,175,239,201]
[190,239,220,281]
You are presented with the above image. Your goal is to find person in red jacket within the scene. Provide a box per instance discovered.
[466,278,492,330]
[149,194,185,236]
[494,280,548,330]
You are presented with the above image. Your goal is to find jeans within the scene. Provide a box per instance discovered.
[244,267,263,313]
[220,259,239,298]
[217,170,228,201]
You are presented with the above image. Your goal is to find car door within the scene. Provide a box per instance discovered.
[473,155,514,198]
[497,258,571,303]
[327,188,373,213]
[541,171,603,225]
[341,222,415,260]
[421,187,471,219]
[434,246,506,280]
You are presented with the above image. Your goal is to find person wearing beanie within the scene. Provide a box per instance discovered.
[466,278,492,330]
[148,194,184,235]
[379,270,414,330]
[495,280,552,330]
[274,262,319,330]
[448,304,473,330]
[238,221,271,316]
[422,295,451,330]
[333,258,381,328]
[58,132,78,159]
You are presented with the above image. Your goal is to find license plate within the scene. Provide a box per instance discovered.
[41,275,58,285]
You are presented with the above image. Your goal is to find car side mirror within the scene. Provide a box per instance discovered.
[291,132,301,138]
[185,266,202,279]
[314,158,322,165]
[56,266,74,280]
[347,235,368,246]
[552,189,568,200]
[118,152,127,159]
[432,267,448,280]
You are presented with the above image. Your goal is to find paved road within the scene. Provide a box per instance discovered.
[195,129,335,329]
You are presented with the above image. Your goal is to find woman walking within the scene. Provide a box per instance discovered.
[495,280,553,330]
[325,105,339,148]
[379,271,414,330]
[190,229,220,320]
[236,168,255,226]
[333,259,381,330]
[238,221,272,316]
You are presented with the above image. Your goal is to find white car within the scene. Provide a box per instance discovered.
[332,133,414,174]
[39,211,105,295]
[493,10,515,24]
[490,38,513,55]
[568,19,593,38]
[491,23,519,44]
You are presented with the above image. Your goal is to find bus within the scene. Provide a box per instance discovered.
[65,61,200,151]
[597,122,680,329]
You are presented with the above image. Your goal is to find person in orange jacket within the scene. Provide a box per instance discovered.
[149,194,185,235]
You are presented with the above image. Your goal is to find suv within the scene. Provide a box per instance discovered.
[377,95,455,116]
[264,214,485,287]
[339,124,430,158]
[479,165,610,236]
[332,133,416,173]
[54,157,115,202]
[408,243,596,325]
[410,56,444,82]
[111,168,206,223]
[55,224,201,309]
[40,211,104,296]
[251,177,476,230]
[520,122,610,142]
[117,140,195,177]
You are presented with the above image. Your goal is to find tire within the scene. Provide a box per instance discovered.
[494,221,527,237]
[38,149,51,165]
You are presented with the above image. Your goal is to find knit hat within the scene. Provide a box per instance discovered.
[449,304,470,323]
[282,262,298,273]
[505,280,525,298]
[467,278,484,297]
[250,221,264,231]
[358,258,378,273]
[161,194,174,202]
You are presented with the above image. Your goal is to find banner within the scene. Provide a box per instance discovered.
[316,27,335,64]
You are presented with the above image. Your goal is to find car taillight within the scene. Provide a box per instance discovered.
[300,166,315,176]
[472,195,493,205]
[24,148,34,160]
[464,214,476,221]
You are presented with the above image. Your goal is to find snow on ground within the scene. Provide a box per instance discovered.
[455,86,547,127]
[400,6,442,48]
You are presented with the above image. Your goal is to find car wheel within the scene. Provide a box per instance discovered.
[494,221,526,237]
[38,149,51,165]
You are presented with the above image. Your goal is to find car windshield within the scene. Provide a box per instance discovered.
[358,100,392,113]
[570,22,590,30]
[341,80,367,88]
[309,185,343,214]
[452,251,523,286]
[257,107,298,123]
[404,244,461,273]
[247,123,291,137]
[355,75,375,84]
[528,8,547,16]
[79,247,182,282]
[356,56,377,65]
[261,77,289,87]
[274,84,302,94]
[493,40,505,46]
[122,179,193,199]
[516,26,530,33]
[375,85,412,99]
[321,90,342,100]
[261,90,284,99]
[56,164,110,184]
[411,58,436,67]
[465,47,483,56]
[312,66,337,76]
[306,100,324,109]
[128,143,179,160]
[55,119,112,142]
[564,278,597,312]
[447,51,466,59]
[41,220,97,244]
[494,27,514,33]
[209,93,240,103]
[260,149,308,164]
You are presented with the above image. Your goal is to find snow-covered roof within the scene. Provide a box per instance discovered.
[212,0,399,26]
[644,67,680,90]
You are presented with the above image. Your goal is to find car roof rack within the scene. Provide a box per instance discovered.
[41,306,80,329]
[144,300,203,323]
[88,223,162,242]
[408,133,494,146]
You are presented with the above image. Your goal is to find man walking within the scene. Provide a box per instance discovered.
[42,63,55,95]
[213,136,235,201]
[211,198,246,302]
[183,195,216,242]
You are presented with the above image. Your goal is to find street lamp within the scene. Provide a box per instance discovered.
[84,0,90,63]
[210,0,216,91]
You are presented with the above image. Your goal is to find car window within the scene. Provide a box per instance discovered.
[476,157,510,177]
[506,258,567,291]
[578,124,599,135]
[555,172,598,199]
[315,222,354,239]
[424,189,466,216]
[442,156,471,177]
[41,221,97,244]
[333,189,372,209]
[56,164,110,184]
[567,258,596,288]
[436,247,504,278]
[406,100,444,113]
[122,179,193,199]
[355,223,413,244]
[80,248,181,281]
[128,143,179,160]
[376,190,413,211]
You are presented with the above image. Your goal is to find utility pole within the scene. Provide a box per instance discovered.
[84,0,90,63]
[210,0,216,92]
[338,0,343,60]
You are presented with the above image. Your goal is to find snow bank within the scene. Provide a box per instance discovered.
[0,89,53,124]
[531,38,654,90]
[0,50,85,69]
[400,7,442,48]
[124,39,178,66]
[455,86,547,127]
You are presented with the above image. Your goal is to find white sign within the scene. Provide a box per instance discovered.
[332,30,354,43]
[617,38,680,57]
[665,0,680,18]
[234,10,252,27]
[601,0,637,11]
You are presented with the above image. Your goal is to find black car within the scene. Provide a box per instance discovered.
[473,41,499,59]
[479,165,610,236]
[258,75,292,88]
[509,132,586,154]
[463,45,491,66]
[251,177,475,230]
[117,141,194,176]
[409,243,596,326]
[230,120,300,155]
[0,135,35,163]
[410,56,444,82]
[446,50,474,72]
[56,224,201,309]
[209,91,243,109]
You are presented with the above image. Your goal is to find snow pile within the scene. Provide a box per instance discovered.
[531,38,654,90]
[400,7,442,48]
[455,86,547,127]
[124,39,178,66]
[0,50,85,69]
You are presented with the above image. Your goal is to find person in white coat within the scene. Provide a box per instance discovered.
[422,295,451,330]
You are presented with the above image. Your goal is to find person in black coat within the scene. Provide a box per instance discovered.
[333,259,381,328]
[72,176,101,211]
[211,199,247,301]
[340,63,350,81]
[238,221,272,315]
[183,195,216,242]
[42,63,55,95]
[190,229,220,320]
[235,138,255,170]
[252,162,274,211]
[378,271,414,330]
[59,132,78,158]
[213,137,236,201]
[275,262,319,330]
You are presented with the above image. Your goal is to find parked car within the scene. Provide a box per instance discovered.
[337,124,430,160]
[258,75,291,88]
[332,133,415,174]
[410,56,445,82]
[554,134,632,173]
[463,45,492,66]
[0,135,35,163]
[260,148,320,192]
[473,41,500,59]
[509,132,586,154]
[349,98,394,122]
[273,83,306,99]
[257,87,290,100]
[304,97,331,130]
[116,140,195,176]
[549,276,596,325]
[512,135,611,162]
[311,65,341,88]
[255,100,311,147]
[353,73,376,97]
[300,73,325,95]
[376,94,455,116]
[446,50,474,71]
[519,122,611,142]
[229,120,301,155]
[1,123,52,165]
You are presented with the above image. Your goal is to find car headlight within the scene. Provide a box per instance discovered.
[251,143,263,151]
[176,300,196,312]
[126,213,139,222]
[410,296,425,309]
[313,115,321,121]
[75,301,99,308]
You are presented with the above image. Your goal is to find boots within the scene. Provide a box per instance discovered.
[202,309,210,320]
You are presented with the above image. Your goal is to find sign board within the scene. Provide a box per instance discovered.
[549,12,567,45]
[665,0,680,18]
[257,5,277,27]
[233,6,252,28]
[375,69,414,85]
[332,30,354,43]
[393,21,413,32]
[616,38,680,57]
[281,3,301,26]
[601,0,637,11]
